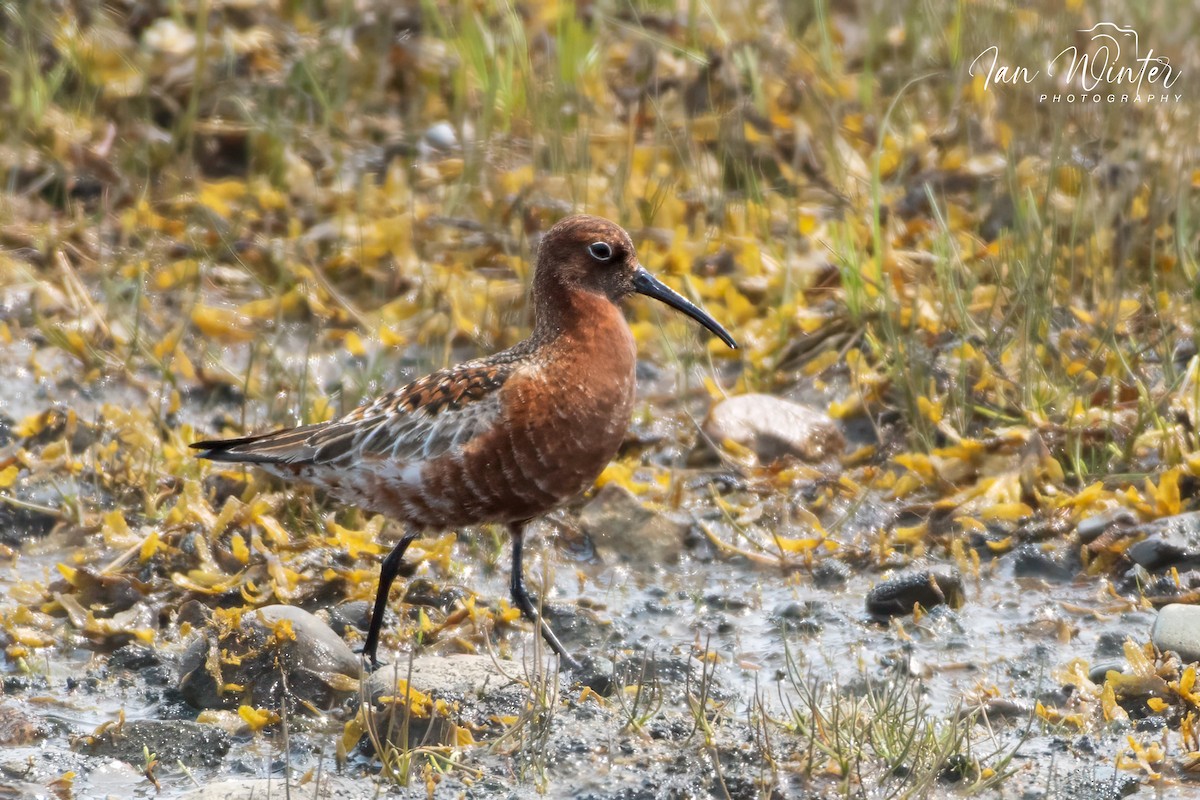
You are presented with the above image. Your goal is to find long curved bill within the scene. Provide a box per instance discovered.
[632,267,738,349]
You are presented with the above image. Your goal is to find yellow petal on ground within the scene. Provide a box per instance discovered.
[980,502,1033,521]
[255,513,291,546]
[802,349,840,376]
[343,330,366,357]
[139,531,160,562]
[56,563,78,585]
[0,465,18,488]
[238,705,279,731]
[380,326,406,347]
[890,472,926,498]
[15,412,48,438]
[191,306,256,343]
[198,180,248,219]
[1101,681,1128,722]
[917,396,943,424]
[893,522,927,546]
[101,510,137,548]
[230,533,250,564]
[775,536,822,554]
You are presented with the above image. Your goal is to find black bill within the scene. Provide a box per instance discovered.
[632,268,738,349]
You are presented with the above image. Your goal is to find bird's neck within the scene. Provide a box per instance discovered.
[529,281,634,362]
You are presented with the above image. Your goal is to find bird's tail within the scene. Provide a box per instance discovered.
[190,425,323,465]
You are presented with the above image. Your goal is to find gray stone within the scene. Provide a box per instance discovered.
[1127,511,1200,570]
[866,569,965,617]
[1076,507,1136,544]
[702,394,844,463]
[578,483,691,563]
[178,605,360,711]
[1088,660,1128,684]
[572,655,617,696]
[1011,543,1079,581]
[1151,603,1200,663]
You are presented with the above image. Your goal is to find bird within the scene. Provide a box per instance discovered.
[191,215,738,669]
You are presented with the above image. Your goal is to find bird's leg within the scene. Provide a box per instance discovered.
[363,530,419,668]
[507,523,580,670]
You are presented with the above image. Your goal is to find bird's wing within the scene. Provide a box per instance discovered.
[191,353,524,468]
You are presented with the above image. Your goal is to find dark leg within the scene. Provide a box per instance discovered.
[508,523,580,670]
[363,530,419,667]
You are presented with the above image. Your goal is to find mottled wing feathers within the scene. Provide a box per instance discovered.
[191,354,522,468]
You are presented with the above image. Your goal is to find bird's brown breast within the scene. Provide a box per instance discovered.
[408,294,637,527]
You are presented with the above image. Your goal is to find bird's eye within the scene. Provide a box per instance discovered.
[588,241,613,261]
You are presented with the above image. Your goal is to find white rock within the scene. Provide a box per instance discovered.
[1151,604,1200,663]
[703,394,844,463]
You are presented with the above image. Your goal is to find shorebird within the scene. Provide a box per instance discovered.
[192,215,738,668]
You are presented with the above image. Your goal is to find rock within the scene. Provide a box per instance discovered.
[1089,660,1128,684]
[326,600,372,637]
[1076,508,1137,544]
[422,121,458,151]
[702,394,844,463]
[866,569,964,617]
[812,559,850,588]
[107,643,162,672]
[1093,630,1129,660]
[365,655,529,748]
[572,655,617,696]
[578,484,691,563]
[79,719,230,769]
[704,593,750,612]
[1126,511,1200,570]
[178,605,360,711]
[0,484,60,545]
[1010,543,1079,581]
[1151,604,1200,663]
[179,777,366,800]
[403,578,468,611]
[771,601,828,635]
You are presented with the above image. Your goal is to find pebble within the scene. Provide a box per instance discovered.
[1010,543,1079,581]
[422,121,458,151]
[1126,510,1200,570]
[1088,660,1128,684]
[812,559,850,588]
[866,569,964,617]
[1151,603,1200,663]
[572,655,617,696]
[701,394,844,463]
[1075,508,1136,544]
[178,604,360,711]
